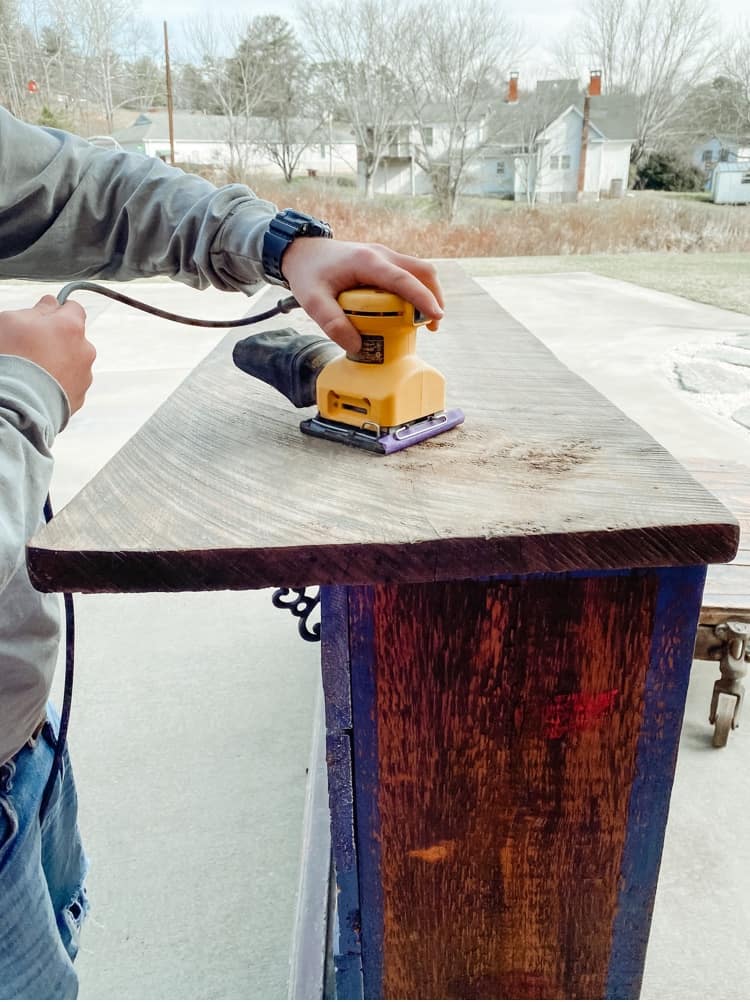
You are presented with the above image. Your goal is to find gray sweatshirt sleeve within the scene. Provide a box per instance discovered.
[0,106,280,292]
[0,355,69,592]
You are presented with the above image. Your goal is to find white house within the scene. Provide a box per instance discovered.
[476,78,636,203]
[693,135,750,174]
[362,108,485,197]
[362,77,636,202]
[112,111,357,179]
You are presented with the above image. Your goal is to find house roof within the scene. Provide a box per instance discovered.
[586,95,638,142]
[489,79,638,145]
[698,134,750,148]
[713,160,750,172]
[112,112,354,145]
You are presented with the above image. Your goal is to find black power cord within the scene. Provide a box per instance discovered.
[39,495,75,819]
[39,281,302,818]
[56,280,300,326]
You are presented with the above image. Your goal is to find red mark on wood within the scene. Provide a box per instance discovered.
[543,689,619,739]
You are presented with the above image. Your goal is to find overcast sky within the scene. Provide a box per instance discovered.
[149,0,748,70]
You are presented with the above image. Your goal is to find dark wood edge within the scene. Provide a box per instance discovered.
[27,520,739,594]
[699,605,750,626]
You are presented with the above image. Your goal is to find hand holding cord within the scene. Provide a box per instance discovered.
[39,280,302,818]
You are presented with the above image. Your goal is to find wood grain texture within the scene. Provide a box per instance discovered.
[28,264,738,593]
[345,569,701,1000]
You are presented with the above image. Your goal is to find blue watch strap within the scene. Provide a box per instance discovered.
[262,209,333,286]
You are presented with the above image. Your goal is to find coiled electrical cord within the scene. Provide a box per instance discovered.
[39,281,301,818]
[56,280,300,325]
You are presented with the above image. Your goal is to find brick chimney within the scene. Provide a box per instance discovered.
[588,70,602,96]
[507,72,519,104]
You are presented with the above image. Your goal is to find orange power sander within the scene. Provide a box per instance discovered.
[233,287,464,454]
[53,279,463,456]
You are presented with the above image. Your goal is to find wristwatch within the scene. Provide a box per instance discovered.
[262,208,333,286]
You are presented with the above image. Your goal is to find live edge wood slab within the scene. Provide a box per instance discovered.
[28,262,736,593]
[29,262,738,1000]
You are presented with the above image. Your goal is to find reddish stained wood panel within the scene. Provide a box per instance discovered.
[364,573,659,999]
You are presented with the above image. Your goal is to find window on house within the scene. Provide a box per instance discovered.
[742,172,750,184]
[560,154,571,169]
[496,160,506,175]
[719,148,730,161]
[319,144,327,158]
[423,127,433,147]
[549,154,560,169]
[702,150,713,163]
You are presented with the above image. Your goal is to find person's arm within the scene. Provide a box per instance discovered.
[0,106,277,294]
[0,297,94,589]
[0,107,443,352]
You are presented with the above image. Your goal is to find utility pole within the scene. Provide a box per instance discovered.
[163,21,176,166]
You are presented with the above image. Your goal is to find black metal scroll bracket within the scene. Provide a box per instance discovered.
[272,587,321,643]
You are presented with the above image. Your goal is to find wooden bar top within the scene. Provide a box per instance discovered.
[28,262,739,594]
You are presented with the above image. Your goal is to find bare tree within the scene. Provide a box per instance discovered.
[183,15,275,181]
[500,81,579,207]
[556,0,720,162]
[260,115,327,183]
[241,16,323,183]
[397,0,523,219]
[0,0,38,117]
[722,20,750,138]
[47,0,149,131]
[298,0,410,198]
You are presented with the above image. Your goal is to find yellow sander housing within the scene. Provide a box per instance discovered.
[301,288,464,454]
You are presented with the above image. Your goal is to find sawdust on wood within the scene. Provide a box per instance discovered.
[393,422,601,483]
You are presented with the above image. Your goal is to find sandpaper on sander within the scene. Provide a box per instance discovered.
[232,288,464,454]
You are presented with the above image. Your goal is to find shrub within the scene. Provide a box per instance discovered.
[37,105,72,131]
[636,152,704,192]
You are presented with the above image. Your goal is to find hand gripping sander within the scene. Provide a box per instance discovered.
[232,288,464,454]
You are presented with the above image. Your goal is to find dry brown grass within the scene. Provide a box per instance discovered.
[245,177,750,259]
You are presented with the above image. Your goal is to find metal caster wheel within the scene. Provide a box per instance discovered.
[711,693,736,748]
[706,620,748,748]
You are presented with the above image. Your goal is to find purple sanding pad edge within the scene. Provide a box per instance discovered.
[379,408,465,454]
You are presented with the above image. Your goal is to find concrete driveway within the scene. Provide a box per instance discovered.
[3,269,749,998]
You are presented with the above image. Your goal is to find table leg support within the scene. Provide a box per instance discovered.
[321,566,706,1000]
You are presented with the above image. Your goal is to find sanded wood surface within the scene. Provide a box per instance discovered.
[28,263,738,593]
[687,459,750,619]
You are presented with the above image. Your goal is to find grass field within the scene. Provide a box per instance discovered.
[250,178,750,259]
[245,179,749,312]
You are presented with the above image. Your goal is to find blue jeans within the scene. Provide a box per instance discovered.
[0,703,89,1000]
